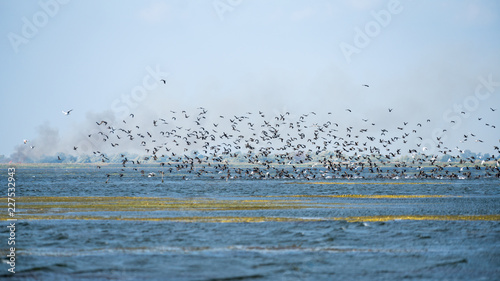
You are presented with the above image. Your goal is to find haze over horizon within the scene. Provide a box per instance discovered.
[1,0,499,162]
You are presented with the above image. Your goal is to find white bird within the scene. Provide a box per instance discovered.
[23,139,28,144]
[62,109,73,115]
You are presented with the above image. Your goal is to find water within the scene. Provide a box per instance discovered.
[1,167,499,280]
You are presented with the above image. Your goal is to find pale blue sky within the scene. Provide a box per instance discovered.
[1,0,499,158]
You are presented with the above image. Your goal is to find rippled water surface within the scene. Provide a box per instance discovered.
[1,167,499,280]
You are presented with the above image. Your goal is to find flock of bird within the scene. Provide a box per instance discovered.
[24,103,500,181]
[90,104,500,181]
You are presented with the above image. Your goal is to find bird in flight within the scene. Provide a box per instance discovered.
[160,79,166,84]
[62,109,73,115]
[491,108,497,111]
[388,108,393,112]
[362,84,369,87]
[23,139,28,144]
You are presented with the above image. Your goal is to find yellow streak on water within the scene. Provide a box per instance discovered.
[262,195,456,199]
[0,196,323,213]
[1,196,495,223]
[341,215,500,222]
[2,215,498,223]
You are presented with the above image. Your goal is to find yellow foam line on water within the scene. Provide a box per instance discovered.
[0,195,460,216]
[4,196,171,203]
[2,214,498,223]
[262,194,455,199]
[287,182,451,185]
[340,215,500,222]
[1,196,323,213]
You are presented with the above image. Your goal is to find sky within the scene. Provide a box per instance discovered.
[1,0,499,160]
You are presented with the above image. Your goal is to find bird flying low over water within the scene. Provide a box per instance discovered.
[62,109,73,115]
